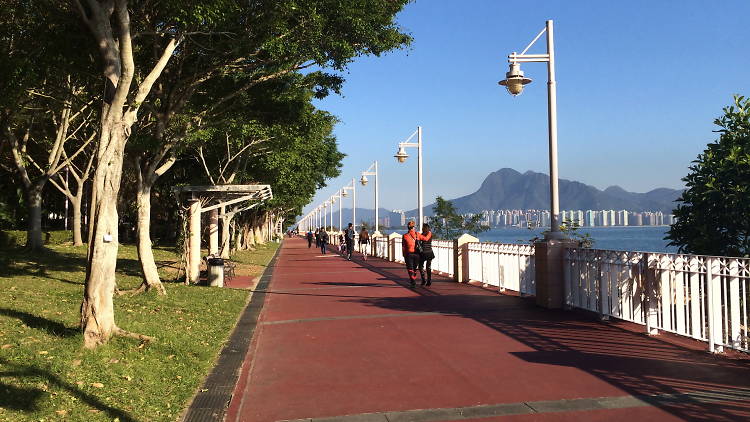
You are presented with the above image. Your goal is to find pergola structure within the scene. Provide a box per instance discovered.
[173,184,273,283]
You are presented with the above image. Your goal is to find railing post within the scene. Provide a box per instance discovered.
[454,234,478,283]
[643,253,659,335]
[387,232,400,262]
[706,257,724,353]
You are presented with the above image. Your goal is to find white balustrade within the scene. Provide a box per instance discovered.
[431,240,455,277]
[467,242,536,295]
[564,248,750,353]
[393,237,404,263]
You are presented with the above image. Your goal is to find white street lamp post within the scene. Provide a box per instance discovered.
[342,179,356,232]
[393,126,423,227]
[360,161,379,234]
[499,20,563,239]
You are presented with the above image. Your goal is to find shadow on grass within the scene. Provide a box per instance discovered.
[0,308,78,338]
[0,358,136,421]
[0,246,182,284]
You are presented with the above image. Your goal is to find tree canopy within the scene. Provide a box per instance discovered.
[429,196,489,239]
[666,95,750,257]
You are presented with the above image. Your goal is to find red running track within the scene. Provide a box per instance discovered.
[226,238,750,422]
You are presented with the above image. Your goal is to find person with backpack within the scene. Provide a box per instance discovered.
[344,223,356,260]
[319,229,329,254]
[418,223,435,286]
[358,227,370,261]
[401,221,421,288]
[306,230,313,248]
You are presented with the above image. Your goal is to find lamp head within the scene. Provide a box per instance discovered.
[341,189,348,197]
[499,62,532,96]
[360,174,368,186]
[394,145,409,163]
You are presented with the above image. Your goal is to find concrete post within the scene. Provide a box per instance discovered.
[388,232,400,262]
[220,206,230,259]
[534,239,577,308]
[188,199,202,284]
[453,233,478,283]
[209,208,219,255]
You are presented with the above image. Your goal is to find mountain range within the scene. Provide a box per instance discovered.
[322,168,683,226]
[444,168,683,215]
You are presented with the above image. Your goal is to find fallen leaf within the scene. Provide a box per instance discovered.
[91,382,104,388]
[167,354,175,359]
[1,344,12,349]
[72,359,82,366]
[88,409,101,413]
[76,381,84,386]
[108,358,119,364]
[55,410,67,416]
[122,375,132,381]
[38,350,48,355]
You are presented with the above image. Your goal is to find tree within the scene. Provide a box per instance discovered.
[123,0,412,294]
[0,1,97,249]
[666,95,750,257]
[429,196,489,239]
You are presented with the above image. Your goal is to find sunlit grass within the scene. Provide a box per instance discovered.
[0,238,278,422]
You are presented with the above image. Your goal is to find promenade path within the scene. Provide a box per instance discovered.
[225,238,750,422]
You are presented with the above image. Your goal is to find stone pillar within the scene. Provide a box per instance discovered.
[454,233,478,283]
[209,208,219,255]
[387,232,400,262]
[534,239,577,309]
[188,199,202,284]
[220,206,230,259]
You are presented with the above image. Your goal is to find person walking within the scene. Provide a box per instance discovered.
[306,230,313,248]
[315,228,320,248]
[319,229,329,254]
[358,227,370,261]
[418,223,435,286]
[344,223,356,260]
[402,221,421,288]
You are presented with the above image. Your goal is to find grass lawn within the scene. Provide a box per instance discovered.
[0,235,279,422]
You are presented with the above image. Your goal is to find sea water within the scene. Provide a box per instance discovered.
[477,226,677,253]
[382,226,678,253]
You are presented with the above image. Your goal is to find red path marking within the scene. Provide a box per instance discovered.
[226,238,750,422]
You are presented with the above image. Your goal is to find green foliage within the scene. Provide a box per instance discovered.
[666,95,750,257]
[429,196,489,239]
[0,230,73,247]
[530,220,595,248]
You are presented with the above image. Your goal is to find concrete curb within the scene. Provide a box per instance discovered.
[181,243,282,422]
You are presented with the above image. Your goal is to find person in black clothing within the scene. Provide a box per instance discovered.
[418,223,435,286]
[306,230,313,248]
[344,223,355,260]
[319,229,329,254]
[315,229,320,248]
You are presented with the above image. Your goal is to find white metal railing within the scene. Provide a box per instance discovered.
[467,242,536,295]
[431,240,455,277]
[393,237,404,263]
[564,248,750,353]
[375,236,388,259]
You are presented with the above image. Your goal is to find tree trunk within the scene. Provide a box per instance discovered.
[81,124,125,349]
[71,188,84,246]
[135,182,166,294]
[254,224,264,245]
[26,183,45,250]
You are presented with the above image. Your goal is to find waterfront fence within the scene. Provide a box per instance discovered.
[564,248,750,353]
[304,231,748,353]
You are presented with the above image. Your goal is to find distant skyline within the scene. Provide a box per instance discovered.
[302,0,750,217]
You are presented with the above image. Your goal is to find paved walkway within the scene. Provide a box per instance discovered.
[225,238,750,422]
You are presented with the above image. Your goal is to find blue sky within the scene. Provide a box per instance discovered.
[302,0,750,217]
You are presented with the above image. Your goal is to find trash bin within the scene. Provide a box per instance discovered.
[207,257,224,287]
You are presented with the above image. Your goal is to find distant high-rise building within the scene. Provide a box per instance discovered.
[616,210,629,226]
[586,210,596,227]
